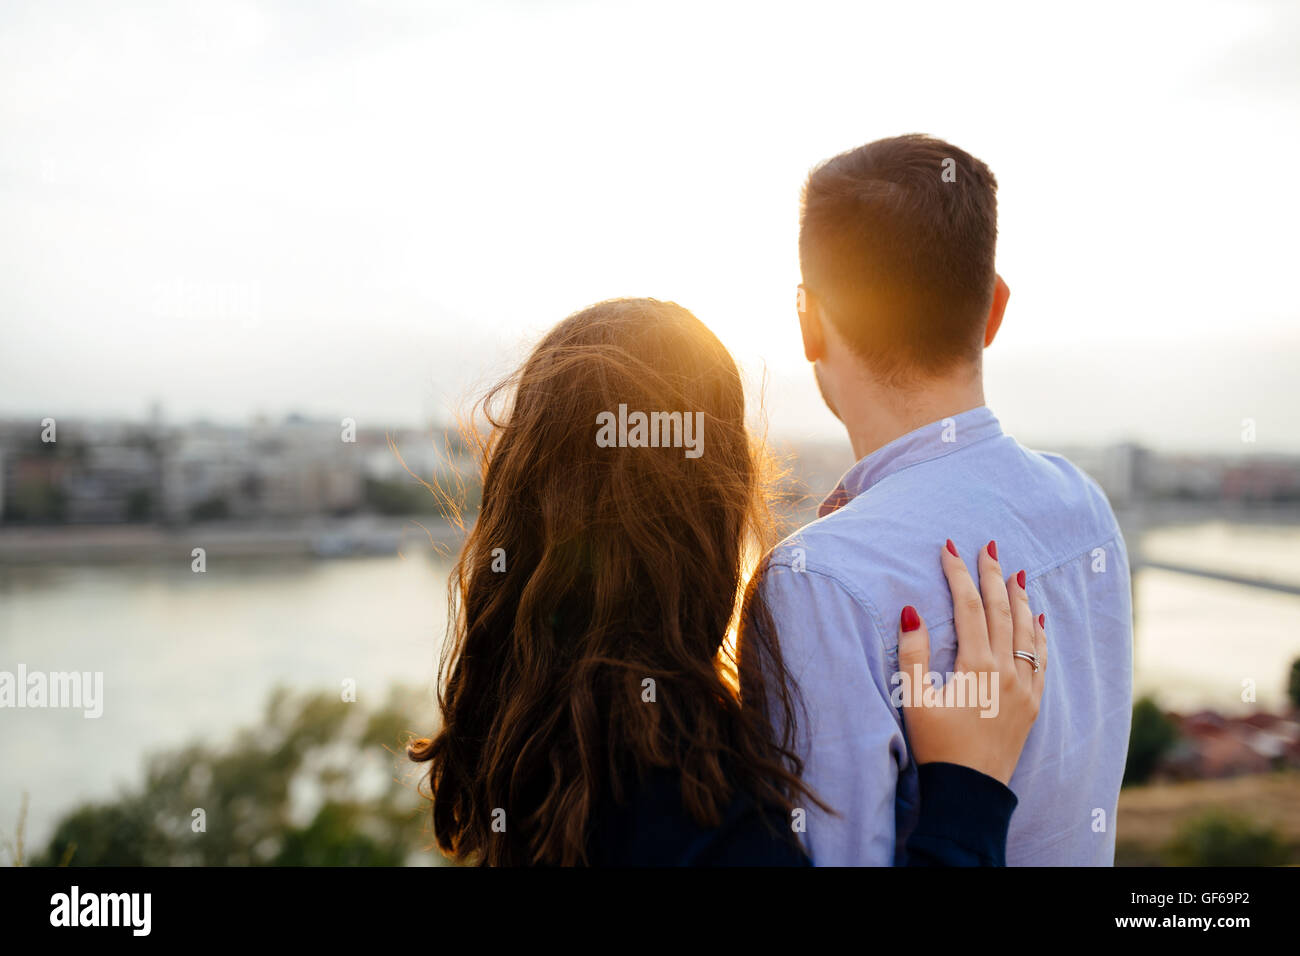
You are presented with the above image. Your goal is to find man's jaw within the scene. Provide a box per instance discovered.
[813,361,842,423]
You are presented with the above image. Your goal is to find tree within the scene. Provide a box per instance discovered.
[34,686,441,867]
[1123,696,1179,786]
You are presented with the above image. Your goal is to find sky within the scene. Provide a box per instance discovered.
[2,0,1298,453]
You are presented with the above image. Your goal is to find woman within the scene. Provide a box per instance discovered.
[410,298,1045,866]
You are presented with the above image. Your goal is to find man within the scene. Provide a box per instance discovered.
[763,134,1133,865]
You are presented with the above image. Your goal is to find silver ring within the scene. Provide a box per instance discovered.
[1012,650,1040,673]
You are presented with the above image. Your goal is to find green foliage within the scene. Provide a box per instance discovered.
[125,488,154,522]
[190,496,230,521]
[1288,657,1300,712]
[363,477,440,515]
[363,474,479,516]
[1123,696,1179,786]
[34,686,438,867]
[1163,810,1290,866]
[8,480,67,523]
[273,802,406,866]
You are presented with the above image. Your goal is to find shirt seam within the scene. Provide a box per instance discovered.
[898,530,1127,632]
[768,527,1124,638]
[838,429,1005,501]
[762,563,893,657]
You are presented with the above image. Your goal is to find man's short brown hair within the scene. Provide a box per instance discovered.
[798,134,999,381]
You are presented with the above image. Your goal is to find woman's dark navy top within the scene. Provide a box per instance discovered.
[587,762,1017,867]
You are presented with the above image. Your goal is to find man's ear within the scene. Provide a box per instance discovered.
[983,274,1010,348]
[797,284,825,362]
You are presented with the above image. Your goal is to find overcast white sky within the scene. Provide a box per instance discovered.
[2,0,1298,452]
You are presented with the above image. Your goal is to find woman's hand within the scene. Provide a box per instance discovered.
[895,539,1047,786]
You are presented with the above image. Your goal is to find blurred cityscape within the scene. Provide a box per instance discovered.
[0,412,480,560]
[1,412,1297,541]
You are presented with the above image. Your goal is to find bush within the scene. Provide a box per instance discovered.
[1288,657,1300,712]
[34,686,437,866]
[1164,811,1290,866]
[1123,696,1179,786]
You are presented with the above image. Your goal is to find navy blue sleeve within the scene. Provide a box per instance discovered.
[589,771,810,867]
[902,762,1018,867]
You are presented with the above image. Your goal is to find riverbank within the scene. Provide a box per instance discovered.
[0,517,467,564]
[1116,771,1300,865]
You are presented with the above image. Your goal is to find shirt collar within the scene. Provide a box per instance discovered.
[818,405,1004,517]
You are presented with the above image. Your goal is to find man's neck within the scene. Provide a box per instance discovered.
[838,371,986,462]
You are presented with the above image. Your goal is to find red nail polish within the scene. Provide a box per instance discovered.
[1016,569,1026,589]
[987,540,998,560]
[945,539,958,557]
[901,605,921,632]
[1038,613,1046,629]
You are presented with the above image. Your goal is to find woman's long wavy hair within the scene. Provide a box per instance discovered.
[409,298,820,865]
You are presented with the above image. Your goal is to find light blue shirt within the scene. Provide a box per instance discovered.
[763,405,1133,865]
